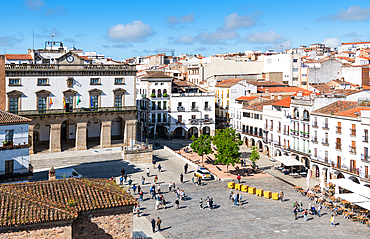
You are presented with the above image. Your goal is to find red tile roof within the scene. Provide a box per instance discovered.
[141,71,173,79]
[235,96,258,101]
[0,178,137,228]
[0,110,32,124]
[272,97,291,107]
[258,86,311,94]
[309,83,331,93]
[79,55,90,60]
[247,81,287,87]
[215,79,243,87]
[5,54,33,60]
[244,99,280,111]
[335,106,370,117]
[341,41,370,45]
[312,101,358,116]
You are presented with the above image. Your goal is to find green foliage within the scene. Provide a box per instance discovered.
[190,134,213,166]
[249,146,260,164]
[212,128,243,173]
[190,135,196,141]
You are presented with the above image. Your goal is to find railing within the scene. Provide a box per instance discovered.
[6,64,135,71]
[283,130,289,135]
[177,106,185,112]
[349,146,356,154]
[16,106,136,116]
[336,126,342,134]
[171,92,214,97]
[122,144,153,154]
[361,154,370,162]
[312,137,318,143]
[322,124,329,129]
[363,136,369,143]
[322,139,329,146]
[312,122,318,128]
[335,143,342,150]
[176,121,184,125]
[204,107,211,111]
[350,129,356,136]
[191,106,198,111]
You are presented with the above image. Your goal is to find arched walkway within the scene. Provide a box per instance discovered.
[188,127,198,138]
[32,121,51,153]
[302,157,310,168]
[251,138,255,147]
[174,127,185,139]
[348,176,360,184]
[257,140,262,150]
[202,126,210,135]
[333,171,345,179]
[312,164,319,178]
[111,117,125,145]
[87,117,102,149]
[61,119,77,151]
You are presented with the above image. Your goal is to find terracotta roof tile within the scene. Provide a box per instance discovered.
[141,71,173,79]
[258,86,311,94]
[312,101,358,115]
[0,110,32,124]
[215,79,243,87]
[0,178,137,228]
[5,54,33,60]
[244,99,280,111]
[235,96,258,101]
[334,106,370,117]
[247,81,287,87]
[272,97,291,107]
[341,41,370,45]
[309,83,331,93]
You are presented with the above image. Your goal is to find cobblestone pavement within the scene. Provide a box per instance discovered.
[138,178,369,239]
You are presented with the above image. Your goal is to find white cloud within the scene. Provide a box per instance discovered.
[322,38,341,48]
[0,36,22,47]
[224,13,255,30]
[329,5,370,21]
[244,30,283,44]
[272,40,292,52]
[167,14,194,24]
[197,29,239,44]
[344,31,358,37]
[194,46,209,52]
[175,35,197,45]
[107,21,154,42]
[35,27,62,38]
[24,0,44,10]
[45,6,66,16]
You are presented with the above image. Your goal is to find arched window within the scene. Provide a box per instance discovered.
[293,108,299,119]
[303,110,309,121]
[163,89,167,97]
[157,89,162,97]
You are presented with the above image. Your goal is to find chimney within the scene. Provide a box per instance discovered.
[49,167,56,180]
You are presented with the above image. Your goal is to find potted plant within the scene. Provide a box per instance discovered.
[163,92,168,97]
[150,93,156,98]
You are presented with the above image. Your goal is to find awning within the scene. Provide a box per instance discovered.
[335,193,370,203]
[274,156,305,167]
[329,179,370,199]
[354,202,370,211]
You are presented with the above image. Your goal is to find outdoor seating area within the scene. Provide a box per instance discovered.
[273,156,307,178]
[294,182,370,228]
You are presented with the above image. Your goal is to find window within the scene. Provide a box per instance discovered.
[336,138,341,150]
[267,59,272,64]
[91,95,98,108]
[5,130,14,142]
[65,96,73,112]
[38,97,47,112]
[163,113,167,122]
[325,151,328,163]
[205,101,209,109]
[157,101,161,110]
[178,115,182,123]
[157,113,161,122]
[314,148,317,157]
[192,102,196,110]
[301,74,307,77]
[115,95,122,107]
[205,114,209,120]
[178,102,182,107]
[351,124,356,136]
[163,101,167,110]
[90,78,100,85]
[115,78,124,84]
[293,68,299,72]
[293,59,298,62]
[191,115,196,120]
[9,78,20,85]
[157,89,162,98]
[365,130,369,142]
[152,101,156,110]
[9,98,18,113]
[337,122,342,133]
[152,114,156,123]
[293,108,299,119]
[37,78,49,85]
[301,81,307,85]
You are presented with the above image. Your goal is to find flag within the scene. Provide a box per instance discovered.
[49,97,53,107]
[77,97,81,105]
[63,97,65,108]
[90,96,94,107]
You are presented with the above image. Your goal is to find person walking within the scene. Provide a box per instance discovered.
[303,209,308,221]
[172,182,176,192]
[175,198,180,209]
[234,193,239,206]
[124,173,128,183]
[132,184,137,194]
[146,168,150,177]
[137,184,141,194]
[128,177,132,186]
[152,158,156,169]
[121,168,125,177]
[280,191,284,202]
[141,176,145,185]
[151,218,156,233]
[210,197,214,210]
[154,175,158,184]
[318,205,322,217]
[198,176,202,186]
[139,191,144,202]
[293,207,298,220]
[299,201,303,212]
[238,194,242,206]
[229,190,233,201]
[157,184,161,194]
[206,197,210,209]
[199,198,203,209]
[156,217,162,232]
[119,175,123,185]
[180,173,184,183]
[158,164,162,172]
[184,163,188,174]
[330,215,335,227]
[168,182,172,192]
[237,174,241,184]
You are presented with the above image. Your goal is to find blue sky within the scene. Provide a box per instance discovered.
[1,0,370,60]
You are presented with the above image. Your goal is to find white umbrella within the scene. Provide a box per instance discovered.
[320,171,325,192]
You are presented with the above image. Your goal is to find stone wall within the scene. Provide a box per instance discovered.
[0,225,72,239]
[122,150,153,164]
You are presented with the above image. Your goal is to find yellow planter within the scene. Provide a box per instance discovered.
[256,189,264,196]
[264,191,272,199]
[248,187,256,194]
[272,192,279,200]
[241,185,249,192]
[235,184,242,191]
[228,182,235,189]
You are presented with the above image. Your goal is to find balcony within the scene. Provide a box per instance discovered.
[363,136,369,143]
[177,106,185,112]
[350,129,356,137]
[312,122,319,128]
[190,120,197,125]
[335,143,342,150]
[361,154,370,162]
[16,106,136,116]
[312,137,318,144]
[322,139,329,146]
[322,124,329,130]
[349,146,356,154]
[277,129,281,133]
[203,119,213,124]
[290,129,299,136]
[204,107,211,111]
[336,126,342,134]
[331,163,359,176]
[283,130,289,136]
[176,121,184,125]
[264,125,268,129]
[300,131,309,138]
[191,106,198,111]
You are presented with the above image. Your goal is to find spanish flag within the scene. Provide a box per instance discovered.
[49,97,53,107]
[63,97,66,108]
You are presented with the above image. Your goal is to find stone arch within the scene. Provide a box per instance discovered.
[111,117,125,145]
[188,126,199,138]
[245,137,249,147]
[293,108,299,119]
[87,117,102,149]
[333,170,345,179]
[202,126,211,135]
[251,138,255,147]
[174,127,186,139]
[302,157,310,168]
[303,110,310,121]
[312,164,320,178]
[348,176,360,184]
[275,149,282,156]
[257,140,262,150]
[264,145,270,156]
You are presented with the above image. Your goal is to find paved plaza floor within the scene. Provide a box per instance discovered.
[137,178,370,239]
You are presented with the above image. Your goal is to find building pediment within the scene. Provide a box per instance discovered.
[7,90,23,96]
[35,89,51,95]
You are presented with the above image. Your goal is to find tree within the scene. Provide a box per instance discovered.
[212,128,243,174]
[190,134,213,166]
[249,146,260,168]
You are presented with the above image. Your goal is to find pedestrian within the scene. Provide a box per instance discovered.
[128,177,132,186]
[299,201,303,212]
[172,182,176,192]
[152,158,156,169]
[330,215,335,227]
[180,173,184,183]
[237,174,241,184]
[210,197,214,210]
[280,191,284,202]
[199,198,203,209]
[198,176,202,185]
[141,176,145,185]
[156,217,162,232]
[162,196,166,209]
[132,184,137,194]
[139,191,144,202]
[111,176,113,180]
[229,190,233,200]
[150,185,155,199]
[309,203,312,215]
[121,168,125,176]
[136,204,140,217]
[175,198,180,209]
[137,184,141,193]
[303,209,308,221]
[234,193,239,206]
[158,164,162,172]
[238,194,242,206]
[192,177,194,184]
[146,168,150,177]
[318,205,322,217]
[293,207,298,220]
[293,201,296,208]
[206,197,210,209]
[154,175,158,184]
[157,184,161,194]
[168,182,172,192]
[184,163,188,174]
[151,218,156,233]
[119,175,123,185]
[124,173,127,183]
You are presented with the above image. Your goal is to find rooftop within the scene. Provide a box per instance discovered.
[258,86,311,94]
[247,81,287,87]
[244,99,280,111]
[235,96,258,101]
[272,97,291,108]
[0,178,136,228]
[215,79,243,87]
[312,101,358,116]
[141,71,173,79]
[5,54,33,60]
[0,110,32,124]
[309,83,331,93]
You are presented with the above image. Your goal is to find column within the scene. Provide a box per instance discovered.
[101,120,112,148]
[49,123,61,153]
[185,130,188,139]
[29,124,34,155]
[75,122,87,150]
[124,120,137,146]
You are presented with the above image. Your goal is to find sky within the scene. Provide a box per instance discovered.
[1,0,370,60]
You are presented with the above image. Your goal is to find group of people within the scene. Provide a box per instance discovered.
[199,197,214,210]
[229,190,243,206]
[292,197,325,223]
